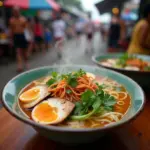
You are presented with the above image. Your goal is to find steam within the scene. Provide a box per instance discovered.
[51,35,96,73]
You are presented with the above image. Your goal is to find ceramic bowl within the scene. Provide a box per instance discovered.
[2,65,145,144]
[92,53,150,88]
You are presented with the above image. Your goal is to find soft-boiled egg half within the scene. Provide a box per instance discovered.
[32,98,75,125]
[86,72,96,80]
[19,85,50,109]
[33,76,51,85]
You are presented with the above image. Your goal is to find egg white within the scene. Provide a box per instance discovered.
[32,98,75,125]
[33,76,51,85]
[23,85,50,108]
[86,72,96,80]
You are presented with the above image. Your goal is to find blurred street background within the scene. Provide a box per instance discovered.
[0,0,149,107]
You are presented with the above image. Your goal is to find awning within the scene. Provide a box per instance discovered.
[5,0,29,9]
[95,0,128,14]
[4,0,60,10]
[47,0,60,11]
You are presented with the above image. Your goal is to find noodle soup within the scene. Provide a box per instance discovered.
[18,69,131,128]
[100,53,150,72]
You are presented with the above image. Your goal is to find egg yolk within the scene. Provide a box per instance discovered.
[20,88,40,103]
[33,103,58,123]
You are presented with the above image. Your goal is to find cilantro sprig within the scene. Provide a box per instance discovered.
[61,69,86,87]
[46,72,58,86]
[46,69,86,87]
[70,86,116,121]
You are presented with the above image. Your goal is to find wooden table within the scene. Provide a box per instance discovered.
[0,93,150,150]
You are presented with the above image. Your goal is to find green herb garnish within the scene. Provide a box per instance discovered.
[103,93,116,106]
[70,87,116,121]
[67,74,78,87]
[46,72,59,86]
[66,89,72,94]
[46,78,56,86]
[46,69,86,87]
[61,69,86,87]
[51,72,58,78]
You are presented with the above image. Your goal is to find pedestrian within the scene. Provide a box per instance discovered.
[52,14,66,56]
[25,18,34,58]
[100,23,106,41]
[128,4,150,55]
[9,6,28,72]
[75,18,84,44]
[108,15,121,52]
[44,27,52,50]
[33,17,44,52]
[85,16,95,52]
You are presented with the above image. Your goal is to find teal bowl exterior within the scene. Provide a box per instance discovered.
[2,65,145,144]
[92,53,150,88]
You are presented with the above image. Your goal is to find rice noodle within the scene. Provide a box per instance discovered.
[98,119,112,124]
[117,101,125,106]
[100,77,121,88]
[110,114,119,122]
[118,92,128,100]
[104,122,116,127]
[61,111,124,128]
[99,112,123,118]
[91,124,103,128]
[66,121,84,128]
[108,91,119,99]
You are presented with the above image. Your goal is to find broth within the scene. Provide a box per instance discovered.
[18,75,131,128]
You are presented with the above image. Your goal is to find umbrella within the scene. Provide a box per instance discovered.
[4,0,60,10]
[95,0,128,14]
[47,0,60,11]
